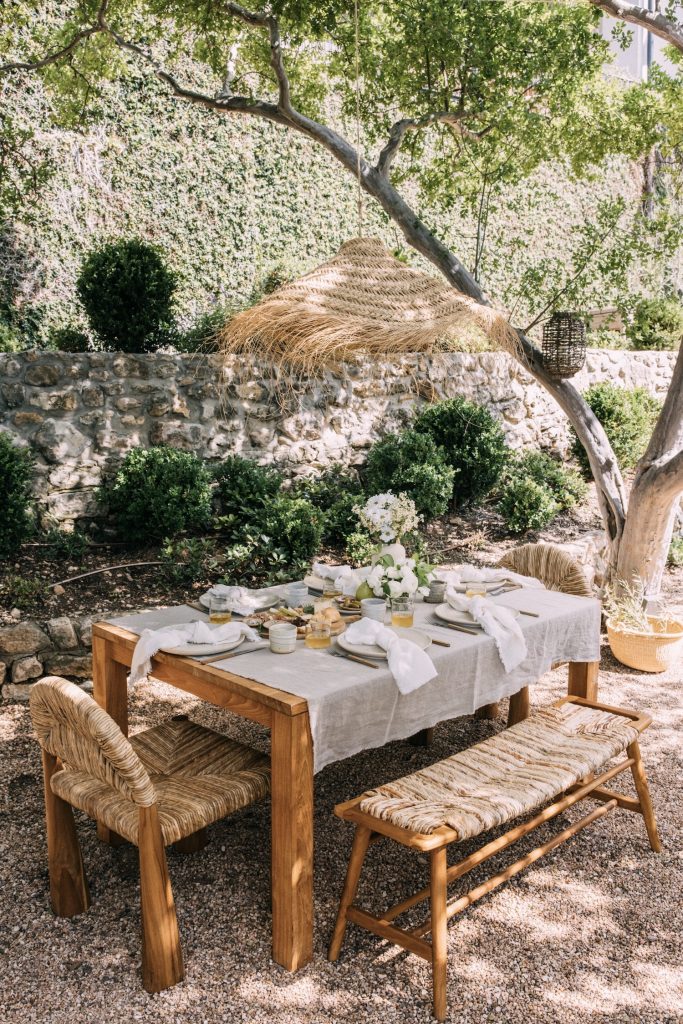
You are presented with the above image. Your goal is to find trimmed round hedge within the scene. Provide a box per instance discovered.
[570,383,661,475]
[413,397,508,506]
[362,429,454,519]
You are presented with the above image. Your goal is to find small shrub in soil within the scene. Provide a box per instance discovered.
[0,434,34,558]
[76,238,177,353]
[292,465,364,546]
[505,451,587,511]
[627,296,683,351]
[213,456,283,541]
[498,476,559,534]
[222,496,323,585]
[49,326,91,353]
[344,530,376,567]
[413,397,508,506]
[101,446,212,544]
[362,429,454,519]
[570,382,661,475]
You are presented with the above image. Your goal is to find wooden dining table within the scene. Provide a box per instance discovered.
[91,598,599,974]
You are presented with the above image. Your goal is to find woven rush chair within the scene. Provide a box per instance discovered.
[488,542,594,728]
[329,696,660,1021]
[30,676,270,992]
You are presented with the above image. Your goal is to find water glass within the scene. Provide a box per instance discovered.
[269,622,297,654]
[305,621,332,649]
[361,598,387,622]
[209,595,233,624]
[464,583,487,599]
[390,595,415,628]
[322,577,342,598]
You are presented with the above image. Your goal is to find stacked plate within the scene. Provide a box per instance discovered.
[433,602,520,629]
[198,590,279,614]
[336,626,430,660]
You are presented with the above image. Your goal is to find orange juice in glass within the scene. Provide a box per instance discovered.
[209,595,233,624]
[390,596,414,628]
[305,620,332,649]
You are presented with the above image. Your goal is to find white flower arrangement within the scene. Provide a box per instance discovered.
[354,492,420,544]
[365,554,433,599]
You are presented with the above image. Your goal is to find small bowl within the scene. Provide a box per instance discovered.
[361,598,387,622]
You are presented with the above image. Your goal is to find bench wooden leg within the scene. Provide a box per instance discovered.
[628,740,662,853]
[42,749,90,918]
[507,687,529,727]
[429,847,448,1022]
[328,825,372,961]
[138,805,184,992]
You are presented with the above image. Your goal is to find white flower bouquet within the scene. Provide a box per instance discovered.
[363,554,433,600]
[354,492,420,544]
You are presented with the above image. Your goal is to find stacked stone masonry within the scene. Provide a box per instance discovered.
[0,614,95,700]
[0,349,676,528]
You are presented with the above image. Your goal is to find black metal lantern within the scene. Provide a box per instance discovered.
[542,311,586,379]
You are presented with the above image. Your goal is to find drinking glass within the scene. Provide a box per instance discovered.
[464,583,487,600]
[391,596,414,628]
[305,621,332,649]
[322,577,342,599]
[209,595,233,624]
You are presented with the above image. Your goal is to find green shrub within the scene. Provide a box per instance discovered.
[43,527,88,561]
[160,537,219,585]
[586,327,629,350]
[498,477,559,534]
[264,496,324,564]
[213,456,283,540]
[570,383,661,475]
[0,574,46,611]
[362,429,454,519]
[506,451,587,512]
[101,446,212,543]
[413,398,508,506]
[221,496,323,586]
[49,326,91,353]
[174,306,232,353]
[292,465,364,546]
[668,536,683,567]
[0,434,34,558]
[344,530,376,567]
[627,297,683,351]
[76,238,177,353]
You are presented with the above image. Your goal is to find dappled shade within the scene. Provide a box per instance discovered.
[220,237,520,369]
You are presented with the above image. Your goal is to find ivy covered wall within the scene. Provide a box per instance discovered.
[2,18,665,345]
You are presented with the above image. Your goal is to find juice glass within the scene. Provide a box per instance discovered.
[305,621,332,649]
[391,596,414,628]
[209,595,233,624]
[464,583,487,600]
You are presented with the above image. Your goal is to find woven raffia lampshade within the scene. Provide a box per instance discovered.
[541,311,586,379]
[220,237,520,369]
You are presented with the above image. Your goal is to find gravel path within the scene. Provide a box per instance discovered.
[1,640,681,1024]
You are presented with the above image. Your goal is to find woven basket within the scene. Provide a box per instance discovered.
[606,616,683,673]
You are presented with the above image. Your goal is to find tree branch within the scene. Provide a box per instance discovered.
[588,0,683,54]
[376,110,483,178]
[0,0,110,75]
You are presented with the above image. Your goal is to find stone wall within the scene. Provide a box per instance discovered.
[0,614,94,700]
[0,348,676,528]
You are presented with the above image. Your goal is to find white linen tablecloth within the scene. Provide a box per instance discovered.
[108,586,600,773]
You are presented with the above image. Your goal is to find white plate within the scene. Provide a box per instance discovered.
[303,574,328,593]
[434,603,520,627]
[199,590,280,613]
[336,627,431,660]
[447,579,509,594]
[161,634,246,657]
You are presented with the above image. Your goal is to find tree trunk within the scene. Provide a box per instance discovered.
[616,468,678,601]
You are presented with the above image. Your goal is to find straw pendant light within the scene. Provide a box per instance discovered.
[220,2,519,370]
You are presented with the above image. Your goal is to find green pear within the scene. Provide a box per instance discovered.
[355,581,374,601]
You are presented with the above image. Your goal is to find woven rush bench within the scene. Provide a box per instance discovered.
[328,696,661,1021]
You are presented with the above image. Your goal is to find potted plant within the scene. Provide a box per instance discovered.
[604,577,683,673]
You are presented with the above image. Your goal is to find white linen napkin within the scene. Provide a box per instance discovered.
[435,564,545,590]
[312,562,370,597]
[312,562,351,581]
[344,618,437,695]
[445,590,527,672]
[203,585,263,616]
[130,620,259,686]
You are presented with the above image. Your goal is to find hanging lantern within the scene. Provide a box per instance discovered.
[542,311,586,379]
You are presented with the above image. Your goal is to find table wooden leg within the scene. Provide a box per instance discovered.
[568,661,599,701]
[270,709,314,971]
[475,702,500,720]
[507,687,530,727]
[409,728,435,747]
[92,633,129,845]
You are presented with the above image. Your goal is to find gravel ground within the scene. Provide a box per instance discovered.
[1,640,681,1024]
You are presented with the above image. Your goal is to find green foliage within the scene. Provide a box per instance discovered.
[505,451,587,513]
[213,456,283,541]
[174,305,239,353]
[362,429,454,519]
[49,325,91,353]
[101,446,212,544]
[256,259,303,297]
[0,573,47,612]
[291,465,364,546]
[76,238,177,353]
[160,537,219,585]
[0,433,34,558]
[344,530,376,567]
[586,327,629,350]
[413,399,508,506]
[626,296,683,351]
[668,536,683,567]
[498,477,559,534]
[43,527,88,561]
[570,383,661,474]
[221,496,323,586]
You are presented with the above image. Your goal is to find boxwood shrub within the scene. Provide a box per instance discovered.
[0,434,34,558]
[362,429,454,519]
[570,383,660,475]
